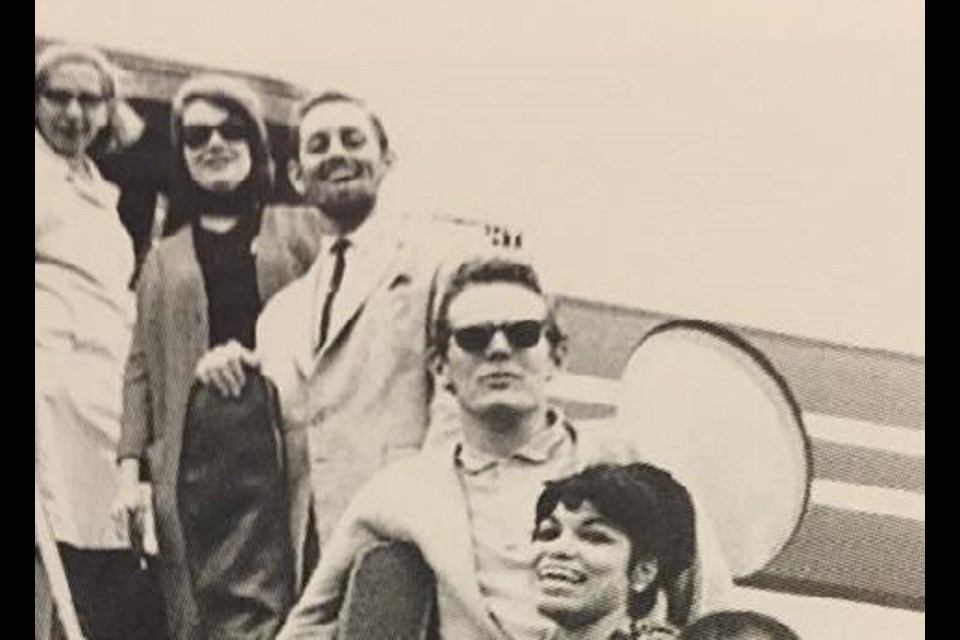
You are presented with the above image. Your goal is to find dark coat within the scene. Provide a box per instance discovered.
[178,371,295,640]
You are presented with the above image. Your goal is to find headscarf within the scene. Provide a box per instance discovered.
[35,41,145,153]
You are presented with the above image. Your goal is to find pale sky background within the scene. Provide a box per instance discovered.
[36,0,925,355]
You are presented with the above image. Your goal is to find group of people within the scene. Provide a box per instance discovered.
[35,41,802,640]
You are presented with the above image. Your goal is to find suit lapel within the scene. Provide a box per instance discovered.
[293,260,325,378]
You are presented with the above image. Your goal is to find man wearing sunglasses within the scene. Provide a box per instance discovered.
[277,256,733,640]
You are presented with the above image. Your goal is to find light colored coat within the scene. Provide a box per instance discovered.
[257,215,493,588]
[35,130,136,550]
[119,206,321,639]
[277,419,735,640]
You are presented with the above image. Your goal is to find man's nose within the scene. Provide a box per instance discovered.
[64,97,83,118]
[323,133,346,156]
[485,328,513,358]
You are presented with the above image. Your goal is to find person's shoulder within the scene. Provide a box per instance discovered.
[262,203,324,235]
[260,267,312,322]
[88,160,122,203]
[130,228,195,293]
[361,446,452,499]
[383,446,449,481]
[261,203,324,270]
[157,223,192,245]
[148,225,194,262]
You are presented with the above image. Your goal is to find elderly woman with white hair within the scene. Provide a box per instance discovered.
[35,42,164,638]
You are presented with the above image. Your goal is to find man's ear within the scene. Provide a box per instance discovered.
[288,158,306,196]
[382,148,397,169]
[375,149,397,186]
[428,348,455,393]
[550,339,569,369]
[629,557,659,596]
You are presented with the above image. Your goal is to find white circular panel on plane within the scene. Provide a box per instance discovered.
[618,321,811,578]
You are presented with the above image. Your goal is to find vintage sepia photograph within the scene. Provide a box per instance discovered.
[36,1,924,638]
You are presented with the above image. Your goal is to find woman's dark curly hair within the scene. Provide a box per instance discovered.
[534,463,697,620]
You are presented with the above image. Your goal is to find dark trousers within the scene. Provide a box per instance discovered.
[52,544,168,640]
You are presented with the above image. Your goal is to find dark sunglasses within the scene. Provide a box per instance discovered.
[452,320,545,353]
[182,121,248,149]
[41,89,105,109]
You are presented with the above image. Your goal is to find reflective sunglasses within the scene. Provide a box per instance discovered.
[451,320,545,353]
[182,121,248,149]
[41,89,105,109]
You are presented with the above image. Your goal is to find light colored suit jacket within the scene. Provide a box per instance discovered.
[119,205,321,639]
[276,418,734,640]
[257,214,492,589]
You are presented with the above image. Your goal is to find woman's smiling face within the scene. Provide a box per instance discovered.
[180,98,252,193]
[532,500,635,629]
[36,60,109,158]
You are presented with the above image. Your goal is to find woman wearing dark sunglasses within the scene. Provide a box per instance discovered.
[115,74,321,640]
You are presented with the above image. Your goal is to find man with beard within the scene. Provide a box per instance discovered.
[196,91,497,590]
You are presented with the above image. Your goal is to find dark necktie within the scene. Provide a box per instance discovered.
[316,238,349,353]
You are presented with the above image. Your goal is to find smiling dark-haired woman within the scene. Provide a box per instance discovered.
[532,463,698,640]
[115,74,321,639]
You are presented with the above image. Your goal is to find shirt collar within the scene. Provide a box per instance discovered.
[318,199,405,259]
[455,407,572,475]
[36,129,83,179]
[35,129,117,207]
